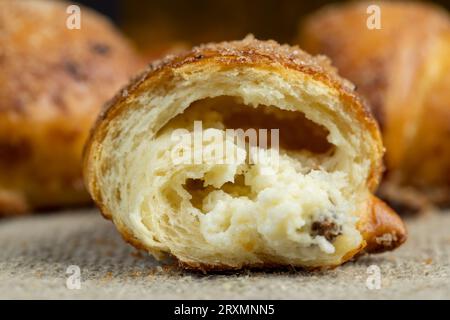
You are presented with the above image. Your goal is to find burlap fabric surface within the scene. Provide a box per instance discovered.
[1,209,449,299]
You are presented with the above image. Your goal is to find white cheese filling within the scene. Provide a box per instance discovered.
[149,128,361,260]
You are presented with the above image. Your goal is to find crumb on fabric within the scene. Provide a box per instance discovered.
[100,271,113,283]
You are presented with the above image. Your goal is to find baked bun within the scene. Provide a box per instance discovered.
[84,36,406,270]
[298,1,450,211]
[0,0,141,215]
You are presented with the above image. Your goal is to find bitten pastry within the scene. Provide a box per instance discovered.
[84,37,406,270]
[298,1,450,211]
[0,0,141,215]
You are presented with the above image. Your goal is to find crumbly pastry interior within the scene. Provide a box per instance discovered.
[94,64,377,268]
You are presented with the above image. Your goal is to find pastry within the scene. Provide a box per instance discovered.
[298,1,450,211]
[0,0,142,215]
[83,36,406,270]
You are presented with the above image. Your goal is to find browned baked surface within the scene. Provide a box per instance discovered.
[84,36,406,270]
[298,1,450,210]
[358,195,407,253]
[0,0,142,215]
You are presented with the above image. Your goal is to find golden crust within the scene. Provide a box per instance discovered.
[93,35,378,131]
[0,0,142,215]
[84,36,404,271]
[298,1,450,209]
[359,196,407,253]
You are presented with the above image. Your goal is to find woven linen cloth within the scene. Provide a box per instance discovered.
[0,209,449,299]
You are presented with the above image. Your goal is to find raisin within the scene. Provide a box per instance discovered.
[311,219,342,242]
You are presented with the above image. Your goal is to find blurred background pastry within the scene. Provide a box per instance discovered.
[297,1,450,212]
[0,0,141,215]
